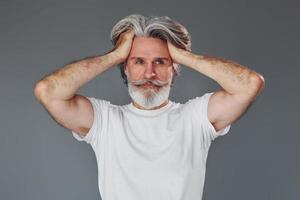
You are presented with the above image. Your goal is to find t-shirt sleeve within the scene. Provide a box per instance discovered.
[71,97,110,147]
[188,92,231,146]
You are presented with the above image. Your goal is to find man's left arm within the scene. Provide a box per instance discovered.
[167,42,265,132]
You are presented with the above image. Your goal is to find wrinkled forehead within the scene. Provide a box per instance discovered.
[128,37,171,59]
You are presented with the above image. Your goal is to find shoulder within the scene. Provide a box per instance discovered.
[86,97,125,116]
[183,92,214,111]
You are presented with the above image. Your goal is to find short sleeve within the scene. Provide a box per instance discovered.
[187,92,231,146]
[200,92,231,140]
[71,97,110,147]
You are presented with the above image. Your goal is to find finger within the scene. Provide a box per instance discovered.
[127,30,136,38]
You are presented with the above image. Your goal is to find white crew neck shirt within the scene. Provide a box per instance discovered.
[72,92,231,200]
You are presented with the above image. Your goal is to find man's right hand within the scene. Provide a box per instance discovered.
[111,29,136,63]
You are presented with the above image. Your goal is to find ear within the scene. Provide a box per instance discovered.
[172,63,180,76]
[172,62,179,70]
[124,64,128,76]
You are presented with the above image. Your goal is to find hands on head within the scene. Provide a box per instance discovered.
[111,29,189,66]
[111,29,136,63]
[166,41,190,65]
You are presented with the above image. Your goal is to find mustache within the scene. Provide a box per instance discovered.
[130,79,169,87]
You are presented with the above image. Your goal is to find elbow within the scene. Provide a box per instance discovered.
[34,81,49,103]
[249,72,266,96]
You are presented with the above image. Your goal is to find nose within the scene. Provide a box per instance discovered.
[144,63,156,79]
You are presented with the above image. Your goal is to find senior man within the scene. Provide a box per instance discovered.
[34,14,265,200]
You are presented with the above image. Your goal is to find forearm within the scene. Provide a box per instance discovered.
[35,51,121,102]
[178,52,264,95]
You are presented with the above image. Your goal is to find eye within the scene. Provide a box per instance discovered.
[135,59,144,64]
[155,59,164,65]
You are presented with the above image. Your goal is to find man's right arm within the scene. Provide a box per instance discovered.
[34,51,122,137]
[34,30,135,137]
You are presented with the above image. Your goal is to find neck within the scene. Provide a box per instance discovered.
[132,99,169,110]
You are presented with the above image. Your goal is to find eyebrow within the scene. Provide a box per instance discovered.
[130,57,170,61]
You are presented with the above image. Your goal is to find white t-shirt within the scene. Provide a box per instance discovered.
[72,92,231,200]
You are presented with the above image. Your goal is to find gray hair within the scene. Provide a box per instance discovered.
[110,14,192,87]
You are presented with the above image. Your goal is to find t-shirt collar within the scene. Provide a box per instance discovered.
[126,100,173,116]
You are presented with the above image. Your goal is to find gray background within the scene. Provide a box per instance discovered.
[1,0,299,199]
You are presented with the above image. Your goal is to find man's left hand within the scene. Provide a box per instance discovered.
[167,41,191,65]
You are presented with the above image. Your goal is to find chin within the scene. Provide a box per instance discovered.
[128,82,171,109]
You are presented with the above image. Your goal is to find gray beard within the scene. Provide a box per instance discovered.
[127,82,171,110]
